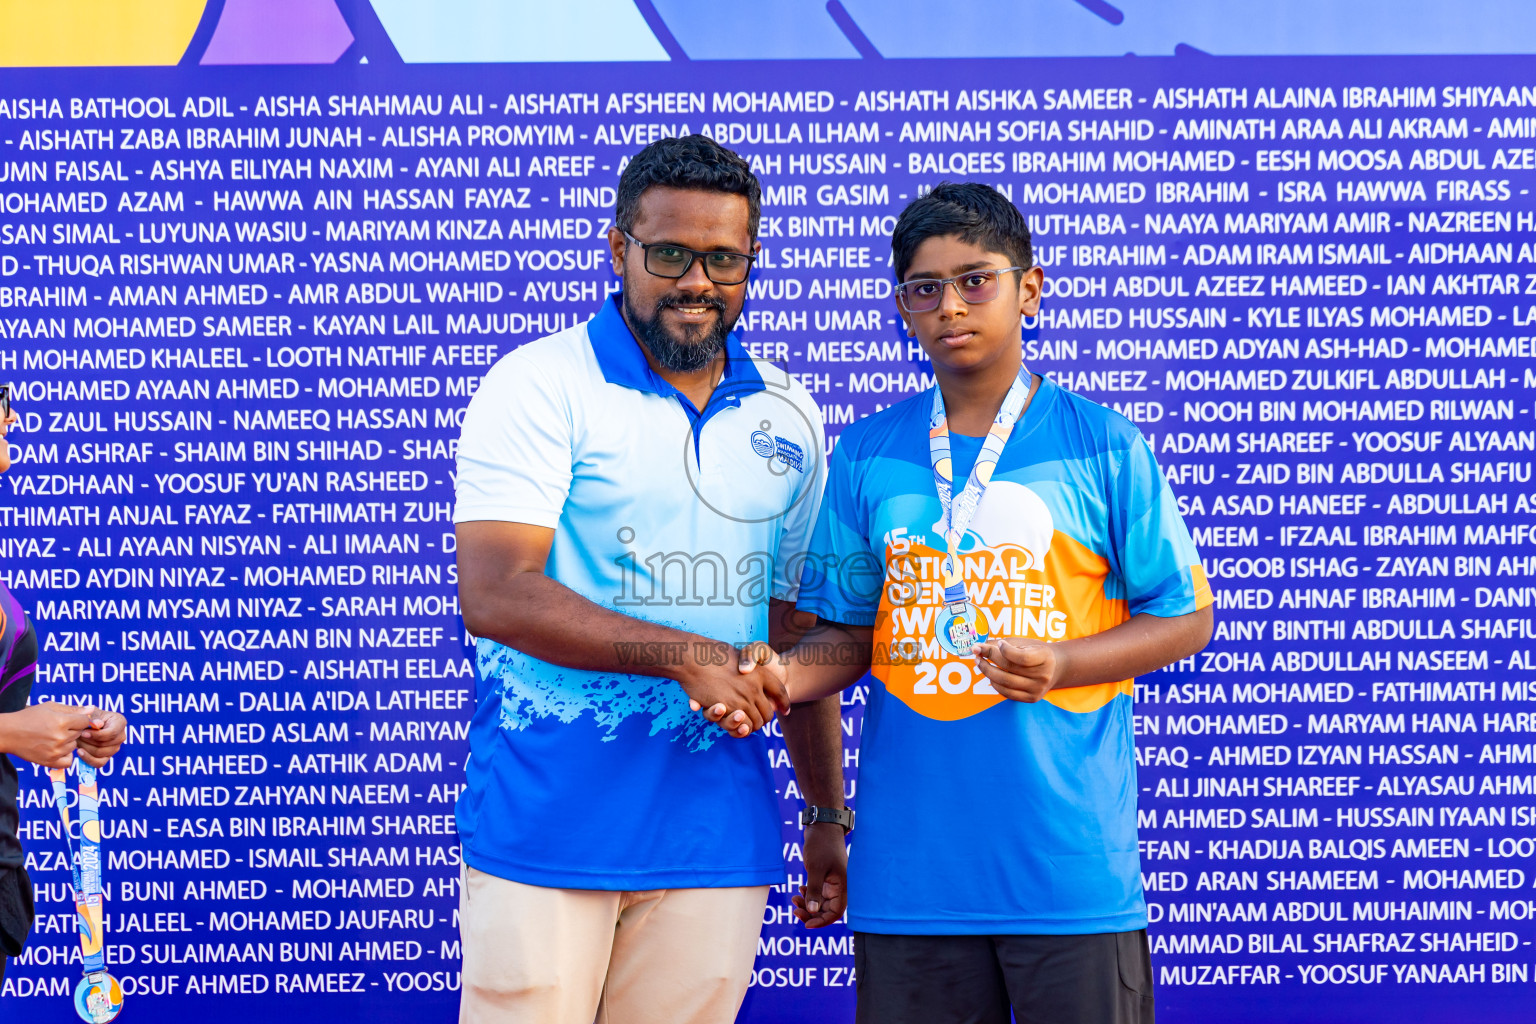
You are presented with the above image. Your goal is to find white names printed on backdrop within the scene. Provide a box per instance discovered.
[0,67,1535,1004]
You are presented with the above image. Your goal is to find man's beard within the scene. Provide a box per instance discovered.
[625,291,731,373]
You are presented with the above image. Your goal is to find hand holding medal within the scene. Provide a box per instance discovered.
[971,637,1064,703]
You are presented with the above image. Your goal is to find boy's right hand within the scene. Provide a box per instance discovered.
[0,703,97,768]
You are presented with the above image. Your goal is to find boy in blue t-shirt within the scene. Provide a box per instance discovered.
[719,183,1214,1024]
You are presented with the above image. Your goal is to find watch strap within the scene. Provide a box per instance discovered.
[800,805,854,833]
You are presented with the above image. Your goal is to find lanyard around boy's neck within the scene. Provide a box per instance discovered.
[49,759,123,1023]
[927,367,1032,656]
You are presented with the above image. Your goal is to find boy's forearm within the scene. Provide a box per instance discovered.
[788,657,869,706]
[1053,606,1214,689]
[781,621,875,704]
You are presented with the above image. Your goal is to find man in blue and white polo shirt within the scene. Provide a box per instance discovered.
[453,135,849,1024]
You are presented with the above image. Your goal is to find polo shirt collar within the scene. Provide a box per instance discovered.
[588,293,764,404]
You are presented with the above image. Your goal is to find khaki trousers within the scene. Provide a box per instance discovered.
[459,865,770,1024]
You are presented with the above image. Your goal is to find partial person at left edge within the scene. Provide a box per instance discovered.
[0,383,128,983]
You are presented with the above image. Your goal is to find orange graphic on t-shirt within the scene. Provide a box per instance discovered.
[872,527,1131,723]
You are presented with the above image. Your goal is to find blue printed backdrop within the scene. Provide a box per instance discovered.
[0,8,1535,1024]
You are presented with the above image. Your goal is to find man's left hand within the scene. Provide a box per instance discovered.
[791,822,847,928]
[971,638,1063,703]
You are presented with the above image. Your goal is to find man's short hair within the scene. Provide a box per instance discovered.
[614,134,761,239]
[891,182,1033,282]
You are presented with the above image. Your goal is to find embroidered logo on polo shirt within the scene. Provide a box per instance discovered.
[773,437,805,473]
[749,430,805,473]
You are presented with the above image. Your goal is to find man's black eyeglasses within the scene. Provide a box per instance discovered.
[0,385,9,422]
[624,231,756,285]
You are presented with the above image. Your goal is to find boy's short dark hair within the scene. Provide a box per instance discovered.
[891,182,1033,282]
[614,134,761,239]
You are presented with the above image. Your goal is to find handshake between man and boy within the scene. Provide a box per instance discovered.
[450,133,1212,1024]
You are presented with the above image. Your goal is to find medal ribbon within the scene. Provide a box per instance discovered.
[928,368,1033,642]
[49,760,107,977]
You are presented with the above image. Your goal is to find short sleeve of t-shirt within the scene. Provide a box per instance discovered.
[796,437,882,626]
[769,393,827,605]
[1109,432,1212,617]
[454,350,574,528]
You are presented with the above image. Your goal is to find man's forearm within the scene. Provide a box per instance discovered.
[1053,606,1214,689]
[466,571,724,681]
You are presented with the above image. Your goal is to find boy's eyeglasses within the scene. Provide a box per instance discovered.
[896,267,1028,314]
[624,231,756,285]
[0,384,9,422]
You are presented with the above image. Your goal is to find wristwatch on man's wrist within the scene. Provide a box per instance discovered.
[800,805,854,834]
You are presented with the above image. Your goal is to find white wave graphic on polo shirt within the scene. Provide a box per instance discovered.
[478,642,723,752]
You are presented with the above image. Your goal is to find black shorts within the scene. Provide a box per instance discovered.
[854,930,1153,1024]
